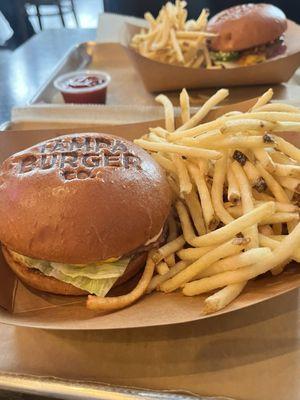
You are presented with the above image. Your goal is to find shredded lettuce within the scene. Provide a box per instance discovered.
[9,250,129,297]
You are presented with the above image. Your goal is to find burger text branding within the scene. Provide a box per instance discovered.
[18,136,141,180]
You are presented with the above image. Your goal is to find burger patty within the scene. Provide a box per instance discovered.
[210,36,286,65]
[241,36,286,59]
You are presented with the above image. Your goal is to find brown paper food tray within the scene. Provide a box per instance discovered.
[123,20,300,92]
[21,41,300,112]
[1,99,300,330]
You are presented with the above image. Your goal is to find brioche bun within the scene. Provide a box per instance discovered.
[208,3,287,52]
[0,133,171,264]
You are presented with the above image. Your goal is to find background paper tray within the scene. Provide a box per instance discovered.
[28,40,300,110]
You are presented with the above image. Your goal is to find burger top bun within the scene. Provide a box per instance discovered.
[207,3,287,52]
[0,133,172,264]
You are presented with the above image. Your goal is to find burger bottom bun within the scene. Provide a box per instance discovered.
[2,246,147,297]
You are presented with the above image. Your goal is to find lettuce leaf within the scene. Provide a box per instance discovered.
[9,250,129,297]
[51,259,129,279]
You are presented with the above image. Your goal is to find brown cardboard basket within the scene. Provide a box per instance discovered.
[0,98,300,330]
[122,20,300,92]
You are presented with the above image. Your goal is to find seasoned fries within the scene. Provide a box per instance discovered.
[90,88,300,314]
[131,1,213,68]
[133,88,300,315]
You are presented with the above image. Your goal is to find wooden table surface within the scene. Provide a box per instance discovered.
[0,28,95,124]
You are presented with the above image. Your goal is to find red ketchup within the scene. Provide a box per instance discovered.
[54,71,111,104]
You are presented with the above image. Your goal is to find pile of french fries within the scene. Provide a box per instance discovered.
[132,88,300,314]
[87,88,300,315]
[131,1,214,68]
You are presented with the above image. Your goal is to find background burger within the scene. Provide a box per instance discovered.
[0,133,171,297]
[207,3,288,67]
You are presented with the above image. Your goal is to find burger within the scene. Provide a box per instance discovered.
[0,133,171,297]
[207,3,288,67]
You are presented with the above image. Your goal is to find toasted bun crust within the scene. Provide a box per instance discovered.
[3,246,147,296]
[208,3,287,52]
[0,133,171,263]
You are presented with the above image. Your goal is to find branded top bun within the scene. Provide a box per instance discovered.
[0,133,172,264]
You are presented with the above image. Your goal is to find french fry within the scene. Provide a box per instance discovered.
[250,89,274,111]
[183,222,300,296]
[197,247,272,278]
[210,136,276,149]
[155,94,175,132]
[253,148,276,173]
[144,11,157,28]
[230,111,300,123]
[175,31,216,39]
[176,89,229,131]
[175,200,197,244]
[147,260,189,294]
[134,139,222,160]
[153,235,185,264]
[231,160,258,247]
[160,237,249,293]
[221,119,277,134]
[276,176,300,194]
[177,245,215,261]
[255,162,290,203]
[180,130,223,148]
[275,136,300,162]
[172,154,193,195]
[227,163,241,204]
[252,189,275,202]
[170,28,184,62]
[270,151,298,165]
[243,161,267,192]
[225,204,242,219]
[254,103,300,113]
[274,163,300,178]
[156,261,170,275]
[189,202,275,247]
[260,212,299,225]
[180,88,190,124]
[169,119,223,141]
[147,132,167,143]
[164,214,178,267]
[87,252,156,311]
[228,201,297,215]
[259,233,300,263]
[184,188,206,235]
[188,162,218,230]
[256,201,298,213]
[211,151,234,224]
[204,282,247,314]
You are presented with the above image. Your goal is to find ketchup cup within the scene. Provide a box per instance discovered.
[54,70,111,104]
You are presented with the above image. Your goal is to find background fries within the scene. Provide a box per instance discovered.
[131,1,213,69]
[133,87,300,315]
